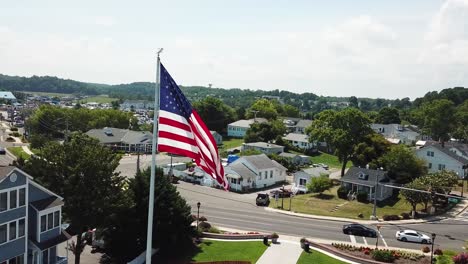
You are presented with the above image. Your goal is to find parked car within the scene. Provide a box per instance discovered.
[317,163,329,170]
[0,147,5,155]
[396,230,432,244]
[256,193,270,206]
[342,224,377,237]
[270,189,292,198]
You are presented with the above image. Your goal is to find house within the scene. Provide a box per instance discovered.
[120,100,152,111]
[294,120,313,134]
[283,133,315,150]
[278,152,310,166]
[224,154,287,192]
[86,127,153,153]
[340,167,394,201]
[241,142,284,155]
[293,167,329,193]
[415,142,468,178]
[371,124,421,145]
[210,131,223,146]
[0,166,69,264]
[227,118,267,138]
[0,92,17,102]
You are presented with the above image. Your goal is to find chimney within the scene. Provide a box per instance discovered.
[366,164,370,169]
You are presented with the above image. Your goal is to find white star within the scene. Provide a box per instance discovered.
[173,106,176,110]
[165,104,168,107]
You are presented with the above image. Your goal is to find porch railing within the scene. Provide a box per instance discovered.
[55,256,68,264]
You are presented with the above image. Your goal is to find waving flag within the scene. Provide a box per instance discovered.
[157,63,229,190]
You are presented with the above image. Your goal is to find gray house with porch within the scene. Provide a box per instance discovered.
[0,166,69,264]
[340,167,394,201]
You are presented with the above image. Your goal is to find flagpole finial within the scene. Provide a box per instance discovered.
[157,48,164,58]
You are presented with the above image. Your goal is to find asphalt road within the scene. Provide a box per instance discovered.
[177,181,468,251]
[117,153,192,178]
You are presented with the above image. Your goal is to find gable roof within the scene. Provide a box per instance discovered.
[279,152,299,158]
[341,167,390,187]
[0,91,16,100]
[86,127,153,145]
[283,133,309,143]
[231,154,287,171]
[295,119,312,128]
[420,143,468,164]
[228,162,258,179]
[0,166,18,182]
[30,196,64,211]
[228,118,267,128]
[244,142,283,149]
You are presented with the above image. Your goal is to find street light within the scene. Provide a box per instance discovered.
[431,233,436,264]
[197,202,201,230]
[375,225,381,249]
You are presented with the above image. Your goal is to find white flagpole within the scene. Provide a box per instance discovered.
[146,48,163,263]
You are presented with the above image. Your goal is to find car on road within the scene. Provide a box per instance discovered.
[0,147,5,155]
[396,230,432,244]
[342,224,377,237]
[256,193,270,206]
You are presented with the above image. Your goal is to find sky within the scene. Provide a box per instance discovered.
[0,0,467,99]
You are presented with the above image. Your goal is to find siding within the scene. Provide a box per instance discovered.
[0,171,26,189]
[0,237,26,262]
[0,206,26,224]
[40,227,60,242]
[416,146,465,177]
[29,207,37,241]
[28,184,52,203]
[49,246,57,262]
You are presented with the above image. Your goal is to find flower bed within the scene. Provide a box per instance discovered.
[331,243,430,264]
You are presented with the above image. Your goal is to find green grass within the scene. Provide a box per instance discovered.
[7,147,31,160]
[436,250,457,264]
[309,152,352,169]
[221,137,244,150]
[270,186,420,219]
[297,250,347,264]
[22,91,72,97]
[190,240,268,263]
[78,95,118,104]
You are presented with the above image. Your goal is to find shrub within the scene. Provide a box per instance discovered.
[337,186,348,199]
[356,191,368,202]
[5,137,15,142]
[300,237,307,243]
[372,249,395,263]
[199,216,207,222]
[10,127,18,131]
[421,246,430,253]
[383,215,401,221]
[207,226,221,233]
[434,249,443,255]
[271,232,279,238]
[400,212,410,219]
[198,221,211,231]
[9,132,20,137]
[453,252,468,264]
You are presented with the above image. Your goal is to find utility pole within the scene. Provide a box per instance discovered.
[251,110,259,122]
[371,173,379,220]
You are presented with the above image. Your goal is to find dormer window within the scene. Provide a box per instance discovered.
[358,172,369,180]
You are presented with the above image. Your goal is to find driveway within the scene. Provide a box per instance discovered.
[116,153,191,178]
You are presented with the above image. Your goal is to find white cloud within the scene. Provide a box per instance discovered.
[94,16,116,27]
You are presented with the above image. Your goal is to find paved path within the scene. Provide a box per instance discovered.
[256,240,303,264]
[22,145,34,155]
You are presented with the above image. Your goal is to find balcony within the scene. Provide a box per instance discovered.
[55,256,67,264]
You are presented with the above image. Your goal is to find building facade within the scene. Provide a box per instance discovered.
[416,142,468,178]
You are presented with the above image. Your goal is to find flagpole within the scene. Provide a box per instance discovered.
[146,48,163,264]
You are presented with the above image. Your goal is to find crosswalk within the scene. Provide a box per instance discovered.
[455,210,468,222]
[348,231,388,248]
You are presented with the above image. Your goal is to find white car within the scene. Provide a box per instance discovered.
[396,230,432,244]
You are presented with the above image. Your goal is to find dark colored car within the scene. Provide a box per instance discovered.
[256,193,270,206]
[0,148,5,155]
[342,224,377,237]
[270,189,292,198]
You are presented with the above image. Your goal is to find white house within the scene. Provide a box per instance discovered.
[210,131,223,146]
[416,142,468,178]
[340,167,395,201]
[371,123,421,145]
[283,133,314,150]
[224,154,287,192]
[227,118,267,138]
[295,119,313,134]
[293,167,329,193]
[241,142,284,155]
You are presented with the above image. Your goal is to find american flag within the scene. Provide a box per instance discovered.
[157,63,229,190]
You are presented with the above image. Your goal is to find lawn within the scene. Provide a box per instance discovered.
[78,95,118,104]
[309,152,352,169]
[297,250,347,264]
[270,185,420,219]
[190,240,268,263]
[436,250,457,264]
[22,91,72,97]
[221,137,244,150]
[7,147,31,160]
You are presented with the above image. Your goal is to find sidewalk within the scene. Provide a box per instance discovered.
[265,198,468,225]
[255,240,303,264]
[22,145,34,155]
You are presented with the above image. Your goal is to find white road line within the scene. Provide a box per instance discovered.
[379,231,388,248]
[362,236,368,246]
[349,235,356,244]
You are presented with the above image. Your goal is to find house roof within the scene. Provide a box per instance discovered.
[420,142,468,164]
[31,230,72,250]
[341,167,390,187]
[0,166,17,182]
[0,91,16,100]
[30,196,64,211]
[279,152,298,158]
[295,119,312,128]
[228,162,257,179]
[283,133,309,143]
[121,130,153,145]
[294,167,328,179]
[229,154,287,172]
[86,127,152,145]
[243,142,284,149]
[228,118,267,128]
[371,123,420,141]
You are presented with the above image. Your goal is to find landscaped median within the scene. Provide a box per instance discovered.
[7,146,31,160]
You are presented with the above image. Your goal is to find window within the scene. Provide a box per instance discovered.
[47,213,53,229]
[42,249,49,264]
[18,219,25,237]
[54,211,60,228]
[426,151,434,157]
[0,192,6,212]
[19,188,25,207]
[259,172,262,177]
[0,224,6,244]
[270,171,273,178]
[9,221,16,240]
[438,164,446,170]
[428,163,432,169]
[41,215,46,232]
[299,178,307,185]
[10,190,17,209]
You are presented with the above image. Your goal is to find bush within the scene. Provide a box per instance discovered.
[5,137,15,142]
[434,249,443,255]
[207,226,221,233]
[9,132,21,137]
[356,191,368,202]
[400,213,410,220]
[421,246,430,253]
[453,252,468,264]
[199,216,207,222]
[271,232,279,238]
[372,249,396,263]
[383,215,401,221]
[198,221,211,231]
[337,186,348,199]
[10,127,18,131]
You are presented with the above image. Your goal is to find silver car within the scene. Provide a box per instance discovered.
[396,230,431,244]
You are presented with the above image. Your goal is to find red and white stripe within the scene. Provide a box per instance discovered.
[158,109,228,190]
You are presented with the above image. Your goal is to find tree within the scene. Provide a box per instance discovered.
[453,100,468,142]
[21,133,128,264]
[244,120,286,143]
[246,99,278,120]
[192,97,237,133]
[416,99,456,146]
[283,104,300,118]
[349,96,359,108]
[103,168,193,262]
[306,176,333,195]
[306,108,373,176]
[351,133,391,169]
[376,107,401,124]
[379,145,427,184]
[401,180,426,215]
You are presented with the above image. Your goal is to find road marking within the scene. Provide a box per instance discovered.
[379,231,388,248]
[349,235,356,244]
[362,236,368,246]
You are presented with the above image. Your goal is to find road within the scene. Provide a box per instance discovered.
[117,153,192,177]
[177,181,468,251]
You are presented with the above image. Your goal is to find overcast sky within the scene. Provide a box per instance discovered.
[1,0,467,99]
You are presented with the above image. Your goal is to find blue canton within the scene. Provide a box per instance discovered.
[160,63,193,119]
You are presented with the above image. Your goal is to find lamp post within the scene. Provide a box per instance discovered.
[375,225,381,249]
[281,185,285,210]
[371,172,379,220]
[197,202,201,230]
[431,233,436,264]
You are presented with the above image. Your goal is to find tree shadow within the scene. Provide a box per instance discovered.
[376,196,400,207]
[312,193,335,200]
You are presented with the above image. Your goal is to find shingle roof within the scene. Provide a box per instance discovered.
[341,167,390,187]
[0,166,17,182]
[244,142,283,149]
[228,118,267,128]
[0,92,16,100]
[422,142,468,164]
[121,130,153,145]
[228,162,257,179]
[86,128,152,145]
[31,230,71,250]
[283,133,309,143]
[31,197,64,211]
[279,152,298,158]
[231,154,287,171]
[371,123,420,140]
[295,119,312,128]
